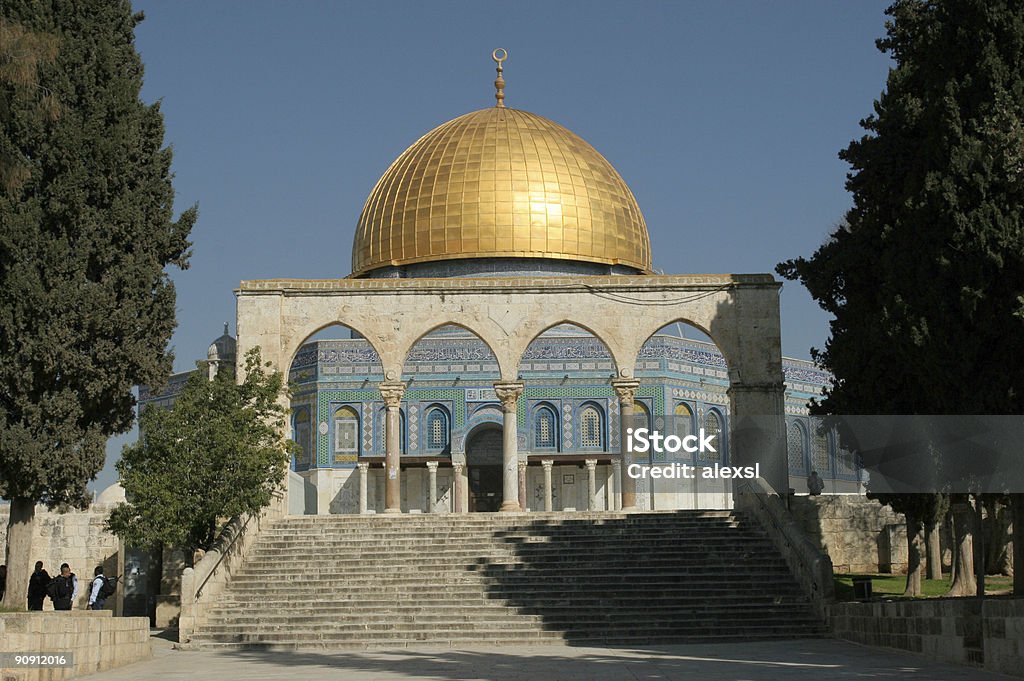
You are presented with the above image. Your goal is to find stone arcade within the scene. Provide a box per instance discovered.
[221,52,861,517]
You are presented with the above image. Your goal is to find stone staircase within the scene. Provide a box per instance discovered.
[189,510,827,649]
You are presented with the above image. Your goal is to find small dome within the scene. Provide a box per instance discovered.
[352,107,650,277]
[95,482,126,505]
[208,323,237,360]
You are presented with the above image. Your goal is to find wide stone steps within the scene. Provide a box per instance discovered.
[190,510,825,649]
[207,601,817,622]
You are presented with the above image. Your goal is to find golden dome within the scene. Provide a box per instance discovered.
[351,107,651,276]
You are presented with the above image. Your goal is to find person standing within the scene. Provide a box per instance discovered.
[48,563,78,611]
[87,566,108,610]
[807,470,825,496]
[27,561,51,611]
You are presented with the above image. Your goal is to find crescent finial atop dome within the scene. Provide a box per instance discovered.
[492,48,507,107]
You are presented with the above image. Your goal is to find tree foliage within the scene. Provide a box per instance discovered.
[778,0,1024,415]
[0,15,61,193]
[107,349,295,553]
[778,0,1024,596]
[0,0,195,509]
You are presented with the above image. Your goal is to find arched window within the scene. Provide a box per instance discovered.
[788,421,807,474]
[333,405,359,463]
[700,409,722,462]
[579,404,604,449]
[293,407,311,469]
[425,407,450,452]
[812,422,831,473]
[634,401,651,430]
[534,405,557,449]
[674,403,693,440]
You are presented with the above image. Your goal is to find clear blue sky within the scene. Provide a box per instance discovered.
[92,0,894,492]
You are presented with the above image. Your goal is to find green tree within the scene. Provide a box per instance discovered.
[778,0,1024,597]
[0,16,60,193]
[0,0,194,609]
[107,349,294,554]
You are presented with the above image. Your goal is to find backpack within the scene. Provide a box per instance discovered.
[97,576,117,599]
[47,575,72,600]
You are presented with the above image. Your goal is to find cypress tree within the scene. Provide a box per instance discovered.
[0,0,194,608]
[778,0,1024,596]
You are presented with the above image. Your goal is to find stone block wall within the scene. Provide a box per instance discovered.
[0,611,150,681]
[0,504,121,612]
[982,599,1024,676]
[789,495,907,573]
[830,598,1024,677]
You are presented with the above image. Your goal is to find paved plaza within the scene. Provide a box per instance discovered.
[77,635,1016,681]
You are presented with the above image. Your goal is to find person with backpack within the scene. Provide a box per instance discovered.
[48,563,78,611]
[27,561,51,610]
[88,565,116,610]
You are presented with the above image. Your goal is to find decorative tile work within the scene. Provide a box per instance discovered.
[408,404,419,452]
[562,403,573,450]
[316,390,380,466]
[406,389,465,427]
[362,402,373,452]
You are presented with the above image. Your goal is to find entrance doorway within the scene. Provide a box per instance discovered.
[466,425,503,512]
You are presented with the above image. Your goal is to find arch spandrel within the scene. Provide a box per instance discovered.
[236,275,784,389]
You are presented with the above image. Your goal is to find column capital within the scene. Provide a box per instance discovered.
[426,461,439,471]
[378,381,406,407]
[453,462,464,473]
[493,381,525,411]
[517,461,528,471]
[356,461,369,471]
[610,458,622,470]
[541,459,554,470]
[611,379,640,405]
[585,459,598,471]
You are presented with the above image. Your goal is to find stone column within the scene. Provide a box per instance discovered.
[609,460,621,511]
[426,461,438,513]
[586,459,598,511]
[453,463,465,514]
[726,382,787,495]
[541,459,554,512]
[357,462,369,514]
[612,379,640,511]
[518,461,528,511]
[494,382,524,512]
[378,382,406,514]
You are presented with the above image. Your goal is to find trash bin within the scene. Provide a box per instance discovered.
[852,576,872,601]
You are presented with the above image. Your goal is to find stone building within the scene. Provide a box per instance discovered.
[144,52,864,517]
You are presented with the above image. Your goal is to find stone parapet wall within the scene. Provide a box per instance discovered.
[734,479,834,621]
[789,495,908,573]
[0,611,150,681]
[0,505,121,612]
[830,598,1024,677]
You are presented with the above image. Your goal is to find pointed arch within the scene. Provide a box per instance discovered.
[401,323,502,382]
[516,321,618,377]
[332,405,360,464]
[532,402,559,451]
[578,401,606,450]
[788,421,808,474]
[424,404,451,453]
[699,408,723,463]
